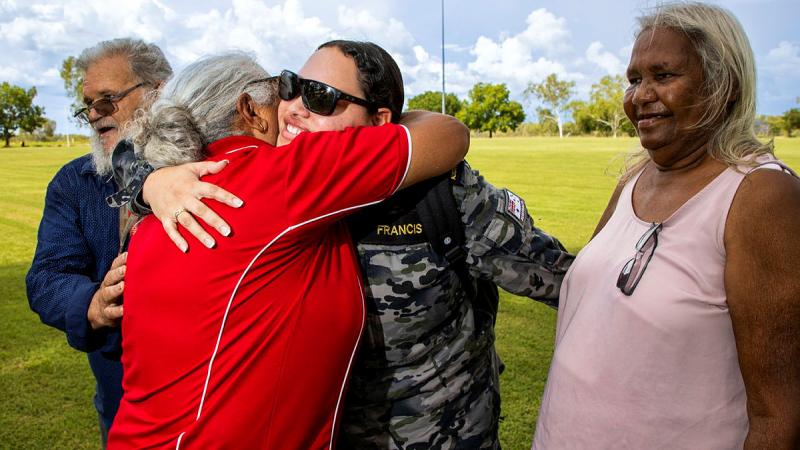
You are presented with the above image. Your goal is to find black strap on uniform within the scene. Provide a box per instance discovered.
[416,165,501,327]
[415,169,502,375]
[415,168,477,300]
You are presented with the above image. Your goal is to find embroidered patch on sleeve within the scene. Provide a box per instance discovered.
[505,190,526,225]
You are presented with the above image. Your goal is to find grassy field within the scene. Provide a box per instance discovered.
[1,137,798,449]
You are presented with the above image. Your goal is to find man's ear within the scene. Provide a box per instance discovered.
[371,107,393,126]
[236,93,269,134]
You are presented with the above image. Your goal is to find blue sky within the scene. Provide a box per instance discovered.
[1,0,798,134]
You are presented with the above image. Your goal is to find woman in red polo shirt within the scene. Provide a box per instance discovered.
[108,53,468,449]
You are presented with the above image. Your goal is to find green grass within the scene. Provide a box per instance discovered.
[0,145,99,450]
[1,137,798,449]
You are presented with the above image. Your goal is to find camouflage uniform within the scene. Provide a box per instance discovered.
[339,162,573,449]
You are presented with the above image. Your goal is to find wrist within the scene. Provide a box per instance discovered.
[87,300,101,330]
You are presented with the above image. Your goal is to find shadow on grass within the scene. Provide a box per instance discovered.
[0,263,98,449]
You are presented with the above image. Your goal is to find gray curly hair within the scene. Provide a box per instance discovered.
[77,37,173,89]
[129,52,277,168]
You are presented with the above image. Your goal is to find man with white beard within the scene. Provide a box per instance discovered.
[26,38,172,447]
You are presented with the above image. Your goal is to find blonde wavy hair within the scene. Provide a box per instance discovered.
[624,2,772,177]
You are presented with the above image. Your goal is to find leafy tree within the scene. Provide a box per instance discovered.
[587,75,633,138]
[568,100,597,135]
[524,73,575,138]
[407,91,463,116]
[35,119,57,141]
[0,82,47,147]
[784,108,800,137]
[19,118,57,142]
[60,55,86,146]
[534,107,559,135]
[61,56,85,127]
[756,115,784,137]
[457,83,525,138]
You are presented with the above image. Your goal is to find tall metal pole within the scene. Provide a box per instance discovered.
[441,0,446,114]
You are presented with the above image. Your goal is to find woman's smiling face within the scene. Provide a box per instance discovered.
[624,27,711,166]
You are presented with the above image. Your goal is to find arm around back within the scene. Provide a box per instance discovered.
[398,111,469,189]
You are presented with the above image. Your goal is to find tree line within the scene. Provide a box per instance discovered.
[407,73,800,139]
[2,71,799,147]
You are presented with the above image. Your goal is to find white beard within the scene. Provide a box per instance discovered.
[90,133,113,177]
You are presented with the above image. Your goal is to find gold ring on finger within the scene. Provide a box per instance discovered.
[173,207,187,222]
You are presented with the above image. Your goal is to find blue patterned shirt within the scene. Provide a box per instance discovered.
[26,154,122,428]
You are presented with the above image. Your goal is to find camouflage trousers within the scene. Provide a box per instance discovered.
[338,340,502,450]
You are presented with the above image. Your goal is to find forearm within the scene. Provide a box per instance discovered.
[458,163,573,305]
[471,234,572,306]
[745,415,800,450]
[398,111,469,188]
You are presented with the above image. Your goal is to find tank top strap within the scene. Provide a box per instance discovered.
[742,155,798,178]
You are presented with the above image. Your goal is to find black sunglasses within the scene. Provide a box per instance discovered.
[277,70,377,116]
[74,82,148,124]
[616,222,662,296]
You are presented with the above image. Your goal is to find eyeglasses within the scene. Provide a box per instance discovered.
[277,70,378,116]
[245,76,279,87]
[616,222,662,296]
[73,82,148,124]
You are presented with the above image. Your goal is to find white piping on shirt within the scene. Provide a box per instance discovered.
[394,125,412,195]
[224,145,259,155]
[174,128,412,449]
[328,280,366,448]
[176,432,186,449]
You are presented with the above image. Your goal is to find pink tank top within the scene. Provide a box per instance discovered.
[532,158,790,449]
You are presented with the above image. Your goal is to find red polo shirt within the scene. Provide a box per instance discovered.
[108,124,411,449]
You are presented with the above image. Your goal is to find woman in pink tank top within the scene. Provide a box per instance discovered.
[533,3,800,449]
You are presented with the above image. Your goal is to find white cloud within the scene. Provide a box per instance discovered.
[336,5,414,53]
[0,0,18,14]
[759,40,800,109]
[517,8,570,55]
[0,63,59,86]
[12,2,790,130]
[764,40,800,75]
[0,0,429,131]
[168,0,333,69]
[469,34,569,87]
[0,0,176,53]
[585,41,625,75]
[459,8,582,100]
